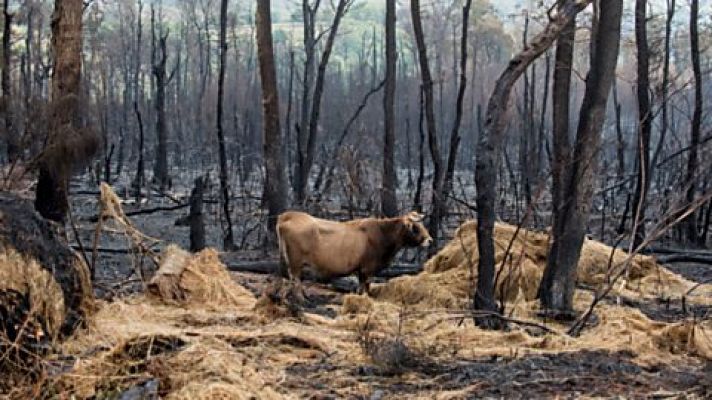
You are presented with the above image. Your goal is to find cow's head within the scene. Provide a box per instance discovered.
[401,211,433,248]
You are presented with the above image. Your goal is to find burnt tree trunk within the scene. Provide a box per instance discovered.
[537,7,575,304]
[474,0,593,328]
[630,0,652,248]
[299,0,350,204]
[650,0,675,175]
[538,0,622,316]
[685,0,702,245]
[151,11,170,190]
[413,86,425,211]
[411,0,444,246]
[36,0,96,223]
[131,1,145,196]
[189,177,206,252]
[217,0,235,250]
[444,0,473,202]
[294,0,319,203]
[612,80,625,184]
[2,1,18,162]
[256,0,288,237]
[132,100,145,197]
[382,0,398,217]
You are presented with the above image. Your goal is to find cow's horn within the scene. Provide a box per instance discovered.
[408,212,425,222]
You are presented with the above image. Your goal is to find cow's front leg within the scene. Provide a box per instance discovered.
[288,263,308,304]
[357,270,370,296]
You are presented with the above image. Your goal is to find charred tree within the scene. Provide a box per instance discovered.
[630,0,652,248]
[256,0,288,236]
[413,86,426,211]
[444,0,473,200]
[612,80,625,184]
[151,8,170,190]
[473,0,593,328]
[131,0,145,195]
[411,0,444,246]
[537,5,575,304]
[217,0,235,250]
[35,0,98,222]
[189,176,206,252]
[382,0,398,217]
[297,0,350,203]
[294,0,319,203]
[684,0,702,244]
[651,0,675,174]
[538,0,622,316]
[2,0,18,162]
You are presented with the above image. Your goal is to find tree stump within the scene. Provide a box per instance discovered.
[189,176,206,252]
[0,192,93,373]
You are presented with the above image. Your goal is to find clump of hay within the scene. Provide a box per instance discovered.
[147,245,255,309]
[371,221,711,309]
[654,322,712,360]
[341,294,374,315]
[46,242,360,398]
[358,220,712,368]
[0,249,65,345]
[0,247,93,391]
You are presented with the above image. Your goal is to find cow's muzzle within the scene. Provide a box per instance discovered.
[421,237,433,247]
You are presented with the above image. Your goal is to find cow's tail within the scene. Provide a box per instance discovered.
[276,224,290,278]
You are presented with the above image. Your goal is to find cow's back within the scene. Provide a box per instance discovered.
[277,211,369,278]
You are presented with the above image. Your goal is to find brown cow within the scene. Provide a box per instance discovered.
[276,211,433,295]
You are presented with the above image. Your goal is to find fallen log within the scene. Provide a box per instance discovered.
[656,253,712,265]
[86,203,190,222]
[644,245,712,257]
[221,258,422,280]
[72,245,127,254]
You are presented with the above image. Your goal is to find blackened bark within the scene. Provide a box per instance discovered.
[685,0,702,244]
[536,52,551,179]
[256,0,288,236]
[651,0,675,174]
[217,0,235,250]
[382,0,398,217]
[520,12,531,207]
[151,12,170,190]
[612,80,625,183]
[474,0,592,328]
[189,177,206,252]
[132,100,145,196]
[130,0,144,189]
[413,86,425,211]
[285,49,295,185]
[23,3,33,103]
[2,1,18,162]
[631,0,652,248]
[539,0,622,315]
[411,0,444,245]
[444,0,473,202]
[35,0,89,223]
[294,0,320,203]
[301,0,350,203]
[537,11,575,304]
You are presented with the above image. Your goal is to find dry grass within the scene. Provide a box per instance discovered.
[7,220,711,398]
